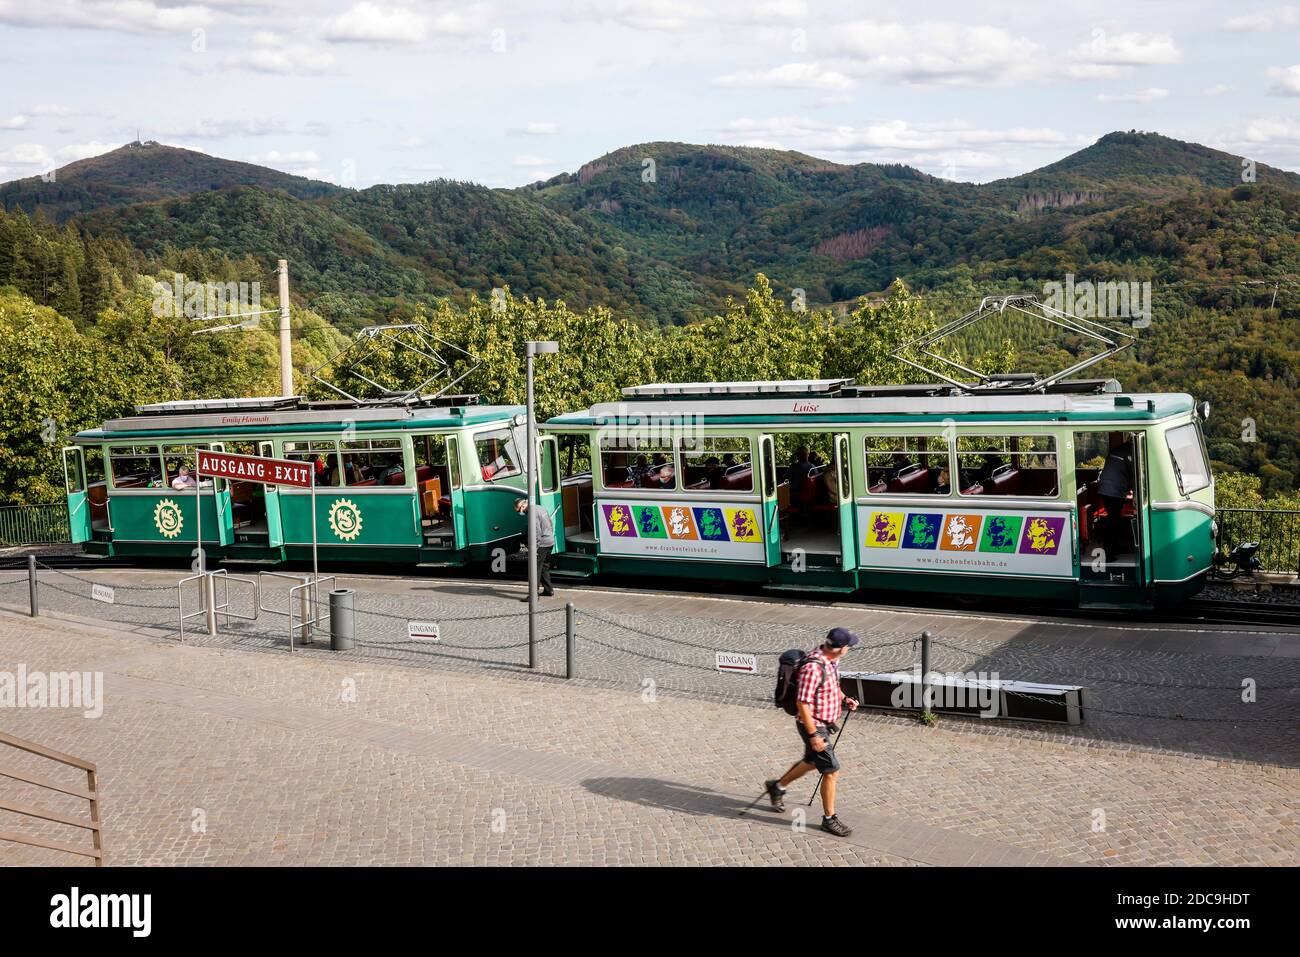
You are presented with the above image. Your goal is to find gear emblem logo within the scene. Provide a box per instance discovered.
[328,498,363,541]
[154,499,184,538]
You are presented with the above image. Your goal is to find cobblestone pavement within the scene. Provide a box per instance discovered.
[1,590,1297,866]
[2,566,1297,766]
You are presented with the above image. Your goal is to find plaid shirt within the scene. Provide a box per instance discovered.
[796,648,843,725]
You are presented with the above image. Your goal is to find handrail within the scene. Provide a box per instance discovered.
[0,728,103,865]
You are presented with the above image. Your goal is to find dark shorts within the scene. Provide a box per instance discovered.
[798,722,841,774]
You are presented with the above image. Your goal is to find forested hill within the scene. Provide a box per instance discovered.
[4,131,1299,327]
[0,141,342,222]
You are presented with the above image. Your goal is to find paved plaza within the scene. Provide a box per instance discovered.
[0,566,1297,866]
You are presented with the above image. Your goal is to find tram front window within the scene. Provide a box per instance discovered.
[474,428,522,482]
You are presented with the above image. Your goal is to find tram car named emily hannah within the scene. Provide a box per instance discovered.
[62,394,533,568]
[539,377,1216,609]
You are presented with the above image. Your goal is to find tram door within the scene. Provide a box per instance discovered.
[445,436,468,548]
[832,433,857,567]
[207,442,234,548]
[537,436,566,553]
[61,446,92,544]
[760,435,782,566]
[256,440,285,547]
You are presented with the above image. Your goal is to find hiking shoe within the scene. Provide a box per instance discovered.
[821,815,852,837]
[764,780,786,812]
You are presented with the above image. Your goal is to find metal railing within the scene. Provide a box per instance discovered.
[0,729,103,865]
[0,503,70,546]
[1215,507,1300,574]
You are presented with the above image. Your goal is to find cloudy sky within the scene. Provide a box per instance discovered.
[1,0,1298,187]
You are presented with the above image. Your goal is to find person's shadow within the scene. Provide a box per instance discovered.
[582,776,815,833]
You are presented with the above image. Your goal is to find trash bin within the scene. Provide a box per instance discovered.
[329,588,356,651]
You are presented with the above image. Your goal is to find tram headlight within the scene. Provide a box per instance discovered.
[1197,400,1211,421]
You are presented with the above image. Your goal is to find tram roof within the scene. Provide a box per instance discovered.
[75,395,526,440]
[547,379,1196,426]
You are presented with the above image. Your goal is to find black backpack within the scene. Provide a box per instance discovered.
[775,649,827,716]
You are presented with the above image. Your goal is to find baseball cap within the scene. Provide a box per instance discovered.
[825,627,861,648]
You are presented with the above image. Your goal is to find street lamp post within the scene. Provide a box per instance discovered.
[525,340,558,669]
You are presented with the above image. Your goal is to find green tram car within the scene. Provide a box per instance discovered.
[63,395,535,567]
[540,378,1217,609]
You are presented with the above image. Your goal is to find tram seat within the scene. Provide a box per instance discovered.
[687,478,711,490]
[351,478,378,487]
[719,466,752,491]
[888,466,930,494]
[386,470,405,485]
[868,480,888,494]
[984,467,1021,496]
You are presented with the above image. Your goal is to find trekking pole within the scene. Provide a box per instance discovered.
[806,706,854,807]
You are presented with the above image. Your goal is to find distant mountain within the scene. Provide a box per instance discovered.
[0,141,342,221]
[993,130,1300,198]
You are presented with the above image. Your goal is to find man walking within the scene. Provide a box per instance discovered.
[766,628,859,836]
[515,497,556,599]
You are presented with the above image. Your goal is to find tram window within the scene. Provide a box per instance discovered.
[681,436,752,492]
[342,438,403,486]
[599,436,677,490]
[864,435,951,495]
[474,429,522,482]
[559,434,592,479]
[1166,423,1211,495]
[284,440,341,487]
[956,434,1058,497]
[110,445,164,489]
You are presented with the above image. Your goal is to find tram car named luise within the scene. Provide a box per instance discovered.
[540,377,1216,609]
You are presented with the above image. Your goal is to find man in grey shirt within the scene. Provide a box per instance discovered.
[515,498,556,598]
[1098,432,1134,556]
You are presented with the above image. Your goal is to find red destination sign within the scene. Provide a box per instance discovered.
[195,449,314,488]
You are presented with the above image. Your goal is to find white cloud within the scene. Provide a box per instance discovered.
[31,104,77,116]
[0,143,53,167]
[517,121,560,136]
[1223,7,1299,32]
[1238,117,1300,143]
[512,154,554,167]
[1268,64,1300,95]
[57,141,114,161]
[1202,84,1232,96]
[157,118,292,139]
[1,114,29,130]
[1097,87,1169,103]
[224,33,337,75]
[825,21,1040,87]
[720,116,1070,175]
[0,0,212,34]
[247,149,321,165]
[716,62,854,91]
[327,3,426,44]
[1065,31,1181,78]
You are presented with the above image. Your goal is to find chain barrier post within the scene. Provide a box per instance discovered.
[565,601,576,679]
[204,572,218,636]
[920,629,933,712]
[27,554,38,617]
